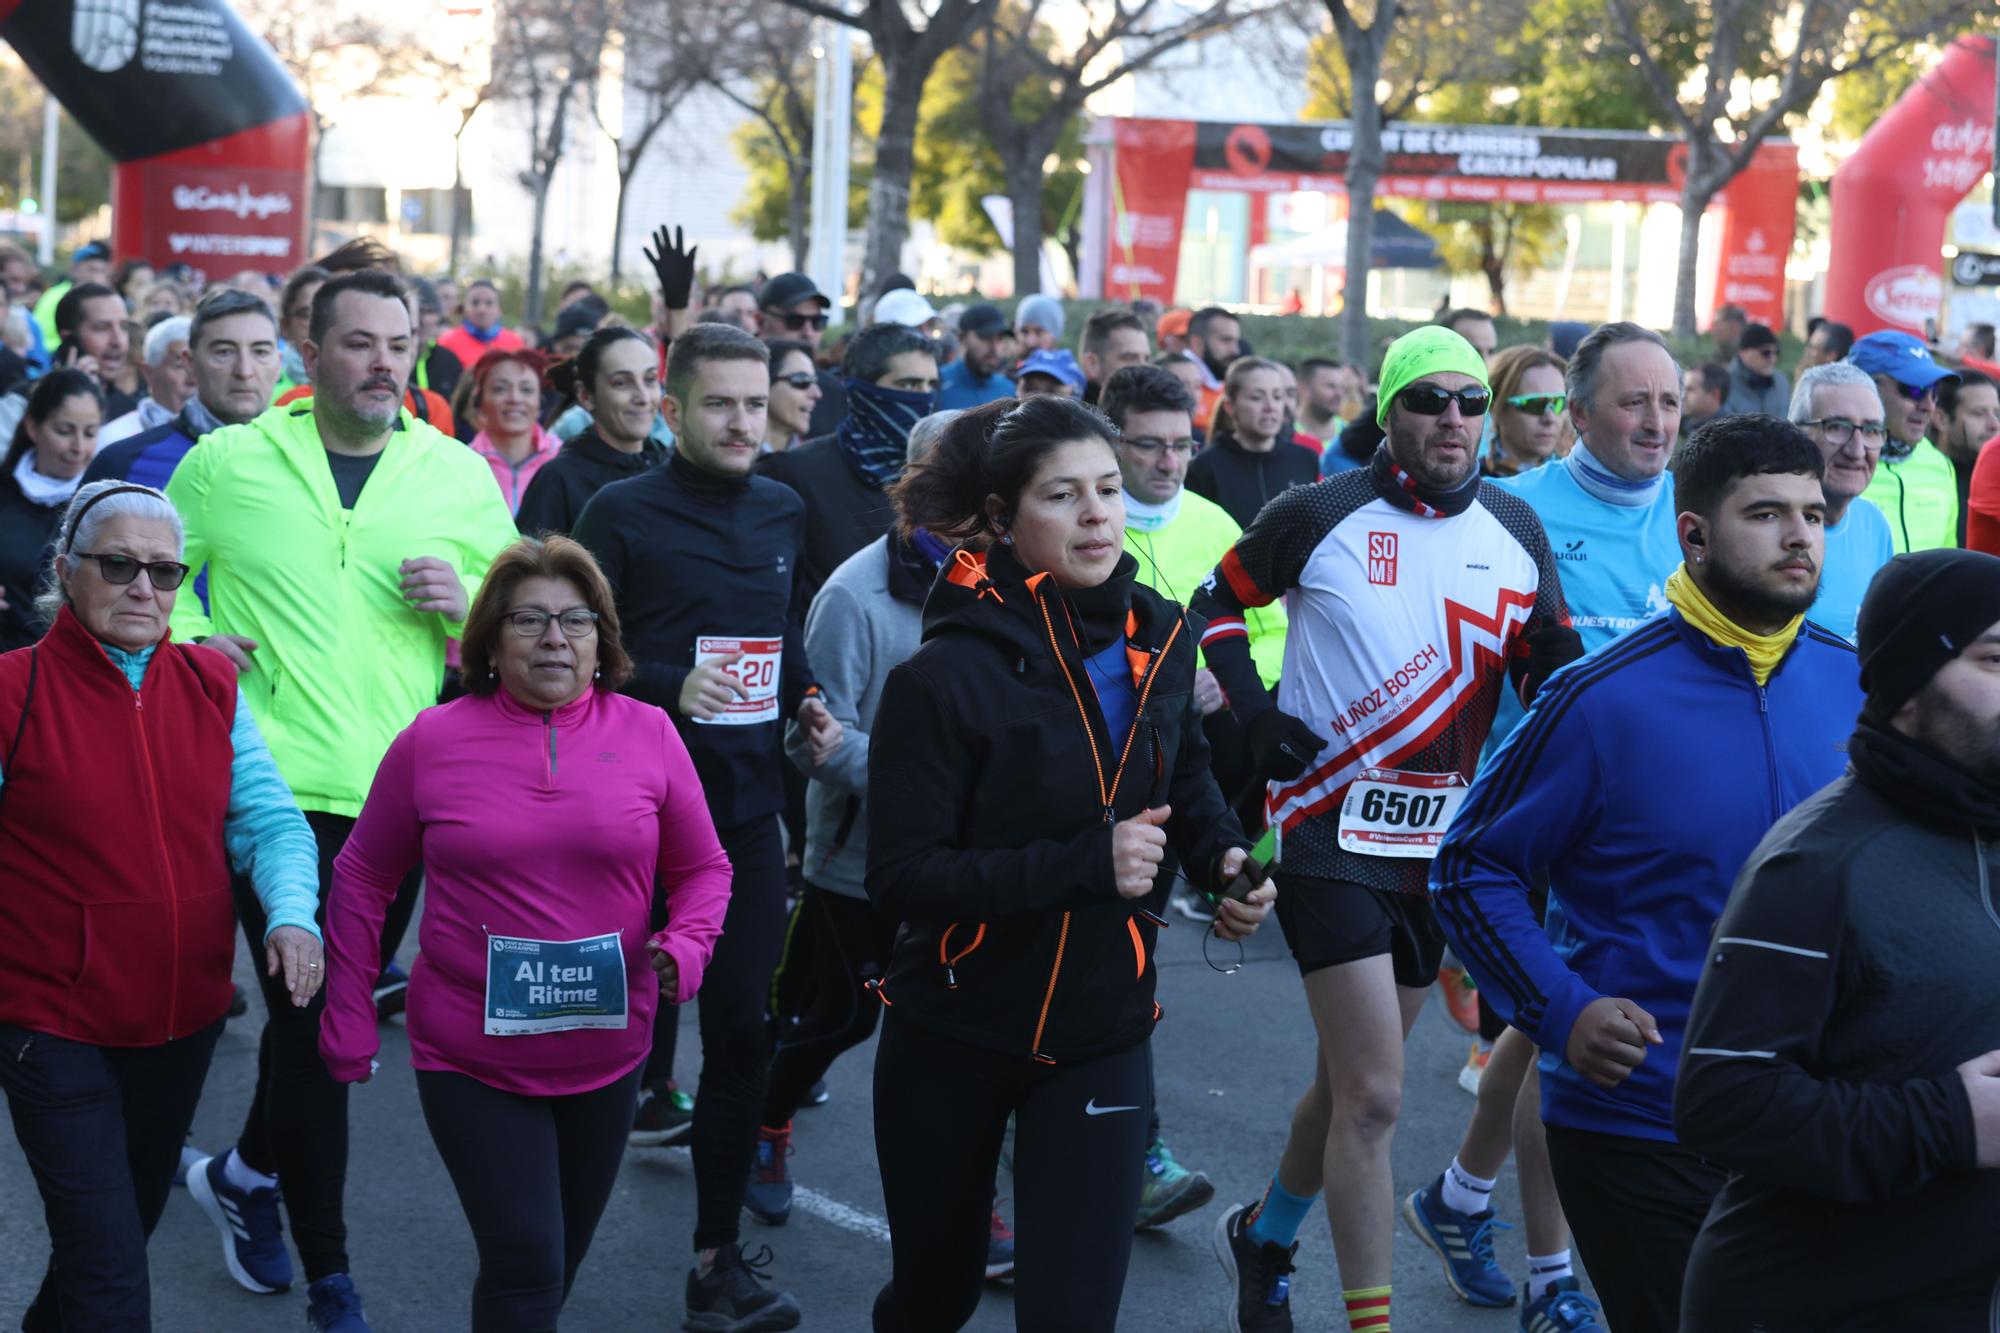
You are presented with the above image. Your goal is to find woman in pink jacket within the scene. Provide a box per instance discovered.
[466,349,563,514]
[320,535,731,1331]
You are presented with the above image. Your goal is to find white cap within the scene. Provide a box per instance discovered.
[873,289,938,328]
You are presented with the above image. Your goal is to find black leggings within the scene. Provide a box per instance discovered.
[763,883,897,1126]
[417,1066,644,1332]
[690,816,790,1252]
[871,1015,1151,1333]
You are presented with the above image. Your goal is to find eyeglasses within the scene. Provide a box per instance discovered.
[74,552,190,590]
[1887,380,1937,404]
[1124,436,1197,460]
[1397,385,1491,417]
[770,310,830,332]
[775,372,817,391]
[503,608,600,638]
[1505,393,1567,417]
[1803,417,1888,446]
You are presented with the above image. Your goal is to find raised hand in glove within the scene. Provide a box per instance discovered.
[1518,620,1585,703]
[644,224,698,311]
[1246,708,1327,783]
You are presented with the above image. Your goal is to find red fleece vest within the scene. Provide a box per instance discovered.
[0,608,239,1045]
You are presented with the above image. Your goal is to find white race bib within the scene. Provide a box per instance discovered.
[1336,768,1468,859]
[694,635,781,726]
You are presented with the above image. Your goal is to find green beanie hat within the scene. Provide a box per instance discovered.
[1375,326,1491,427]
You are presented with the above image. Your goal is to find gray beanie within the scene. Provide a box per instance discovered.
[1016,294,1065,340]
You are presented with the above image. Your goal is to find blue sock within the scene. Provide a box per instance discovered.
[1246,1176,1319,1247]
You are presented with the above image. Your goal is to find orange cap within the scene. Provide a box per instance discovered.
[1156,308,1192,337]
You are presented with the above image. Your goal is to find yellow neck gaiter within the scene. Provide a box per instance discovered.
[1663,563,1801,686]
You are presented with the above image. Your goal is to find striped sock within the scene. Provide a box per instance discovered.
[1244,1175,1319,1248]
[1344,1284,1391,1332]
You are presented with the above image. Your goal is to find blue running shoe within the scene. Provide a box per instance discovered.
[744,1123,793,1226]
[306,1273,371,1332]
[1401,1174,1515,1307]
[1520,1276,1602,1332]
[185,1153,292,1294]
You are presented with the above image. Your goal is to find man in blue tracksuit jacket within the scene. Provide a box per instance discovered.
[1430,415,1865,1333]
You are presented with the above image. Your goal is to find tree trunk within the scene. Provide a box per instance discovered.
[1339,39,1383,367]
[449,133,468,276]
[863,56,926,300]
[609,162,631,285]
[1007,154,1048,300]
[1672,138,1716,339]
[786,153,812,273]
[526,175,552,327]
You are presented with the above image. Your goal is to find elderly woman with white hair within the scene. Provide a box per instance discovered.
[0,479,323,1331]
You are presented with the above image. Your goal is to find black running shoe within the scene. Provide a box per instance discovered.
[633,1080,695,1147]
[683,1242,802,1332]
[1213,1200,1296,1333]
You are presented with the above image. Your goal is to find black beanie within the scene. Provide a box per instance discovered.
[1856,549,2000,717]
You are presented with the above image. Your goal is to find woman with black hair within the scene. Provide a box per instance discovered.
[0,369,102,650]
[866,396,1276,1331]
[515,326,666,537]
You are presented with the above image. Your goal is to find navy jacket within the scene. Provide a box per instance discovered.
[1430,609,1862,1141]
[84,412,201,490]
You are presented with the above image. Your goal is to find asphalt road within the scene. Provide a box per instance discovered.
[0,907,1601,1331]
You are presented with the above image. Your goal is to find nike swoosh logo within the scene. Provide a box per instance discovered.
[1084,1099,1141,1116]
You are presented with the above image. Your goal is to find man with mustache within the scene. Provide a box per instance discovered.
[166,268,519,1331]
[1430,414,1864,1333]
[1854,330,1961,553]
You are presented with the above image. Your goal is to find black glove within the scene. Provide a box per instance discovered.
[1519,621,1585,702]
[1246,708,1327,783]
[644,224,698,311]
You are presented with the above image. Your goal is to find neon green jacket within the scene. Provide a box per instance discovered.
[1123,487,1287,688]
[1861,439,1960,554]
[167,401,519,816]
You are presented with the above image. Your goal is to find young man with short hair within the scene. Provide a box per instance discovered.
[1080,308,1151,404]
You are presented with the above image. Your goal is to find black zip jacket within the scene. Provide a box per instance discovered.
[0,469,61,653]
[865,544,1250,1063]
[1184,430,1321,529]
[757,434,895,607]
[515,428,666,537]
[1675,720,2000,1330]
[573,451,817,831]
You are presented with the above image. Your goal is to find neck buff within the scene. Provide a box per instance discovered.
[1664,563,1801,686]
[12,452,84,508]
[183,397,226,437]
[1122,487,1182,532]
[465,320,504,344]
[1568,441,1667,508]
[835,378,935,489]
[1849,718,2000,835]
[909,527,952,567]
[1370,444,1480,518]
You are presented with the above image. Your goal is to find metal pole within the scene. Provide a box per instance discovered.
[807,15,852,308]
[38,94,58,266]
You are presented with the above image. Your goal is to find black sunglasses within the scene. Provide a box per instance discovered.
[74,552,191,591]
[1397,384,1491,417]
[1888,379,1937,403]
[774,372,818,390]
[770,310,830,332]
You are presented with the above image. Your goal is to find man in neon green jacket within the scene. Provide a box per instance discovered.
[166,269,516,1328]
[1852,330,1962,553]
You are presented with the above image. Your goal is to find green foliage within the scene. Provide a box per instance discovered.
[0,67,114,226]
[728,79,869,245]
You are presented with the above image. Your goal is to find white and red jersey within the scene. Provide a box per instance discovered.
[1193,456,1568,893]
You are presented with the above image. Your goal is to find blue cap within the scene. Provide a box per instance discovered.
[72,241,110,265]
[1848,330,1959,392]
[1015,348,1086,393]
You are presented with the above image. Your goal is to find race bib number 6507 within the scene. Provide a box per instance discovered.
[1337,768,1468,859]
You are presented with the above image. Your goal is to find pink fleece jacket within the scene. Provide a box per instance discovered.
[469,426,563,515]
[320,686,731,1096]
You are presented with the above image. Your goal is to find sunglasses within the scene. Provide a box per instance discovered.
[1888,380,1937,404]
[771,310,830,332]
[1398,384,1491,417]
[775,372,818,391]
[1505,393,1567,416]
[75,552,190,591]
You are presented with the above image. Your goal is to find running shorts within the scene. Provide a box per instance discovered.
[1273,872,1445,987]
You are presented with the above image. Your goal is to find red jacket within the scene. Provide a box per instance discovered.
[0,609,240,1045]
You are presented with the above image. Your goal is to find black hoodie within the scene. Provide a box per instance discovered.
[1675,720,2000,1329]
[1184,430,1321,529]
[865,543,1249,1063]
[515,428,666,537]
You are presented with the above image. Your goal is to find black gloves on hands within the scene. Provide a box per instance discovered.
[1519,621,1585,703]
[1246,708,1327,783]
[644,224,698,311]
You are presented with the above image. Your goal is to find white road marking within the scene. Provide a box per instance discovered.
[654,1146,894,1243]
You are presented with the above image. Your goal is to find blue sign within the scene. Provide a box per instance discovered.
[483,931,629,1036]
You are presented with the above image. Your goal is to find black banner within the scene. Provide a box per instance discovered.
[0,0,304,162]
[1193,121,1684,187]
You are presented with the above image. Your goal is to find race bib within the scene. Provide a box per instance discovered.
[1336,768,1469,859]
[484,931,629,1036]
[694,635,781,726]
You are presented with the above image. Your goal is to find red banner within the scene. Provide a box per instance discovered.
[1107,118,1196,304]
[1710,141,1798,328]
[114,114,311,276]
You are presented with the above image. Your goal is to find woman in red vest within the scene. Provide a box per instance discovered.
[0,480,325,1331]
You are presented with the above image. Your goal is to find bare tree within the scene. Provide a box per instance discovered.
[1604,0,1989,337]
[972,0,1270,299]
[492,0,613,324]
[708,7,822,272]
[776,0,992,299]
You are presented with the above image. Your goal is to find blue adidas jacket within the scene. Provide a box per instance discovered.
[1430,609,1862,1142]
[84,413,202,491]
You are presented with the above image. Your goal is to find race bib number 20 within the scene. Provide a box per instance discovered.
[695,635,781,726]
[1337,768,1468,859]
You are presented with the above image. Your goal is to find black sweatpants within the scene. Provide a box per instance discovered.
[0,1018,223,1332]
[1544,1124,1726,1333]
[417,1065,645,1332]
[871,1015,1151,1333]
[763,882,897,1126]
[231,810,415,1282]
[690,816,790,1252]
